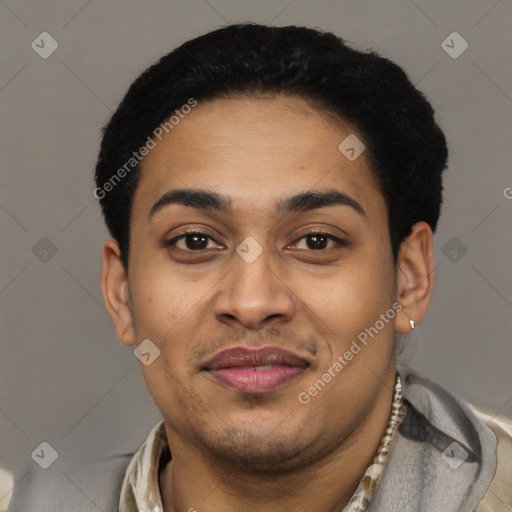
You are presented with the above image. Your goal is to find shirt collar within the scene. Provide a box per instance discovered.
[119,378,403,511]
[118,420,168,512]
[118,411,400,512]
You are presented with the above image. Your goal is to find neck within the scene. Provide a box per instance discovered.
[160,371,396,512]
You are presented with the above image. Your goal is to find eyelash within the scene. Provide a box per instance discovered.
[164,230,348,253]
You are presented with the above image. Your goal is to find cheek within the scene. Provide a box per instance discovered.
[293,259,393,322]
[129,268,216,375]
[287,261,396,369]
[129,269,195,342]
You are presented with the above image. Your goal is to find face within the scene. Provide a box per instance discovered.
[115,95,403,472]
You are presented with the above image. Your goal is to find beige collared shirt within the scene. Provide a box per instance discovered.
[118,419,398,512]
[118,378,403,512]
[118,420,168,512]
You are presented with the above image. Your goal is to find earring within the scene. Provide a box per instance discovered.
[409,319,415,330]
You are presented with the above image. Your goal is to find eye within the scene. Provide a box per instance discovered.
[165,231,223,251]
[290,232,347,251]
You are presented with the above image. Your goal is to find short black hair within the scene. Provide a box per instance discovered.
[94,23,448,270]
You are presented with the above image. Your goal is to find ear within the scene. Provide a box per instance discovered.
[100,238,136,346]
[395,221,435,334]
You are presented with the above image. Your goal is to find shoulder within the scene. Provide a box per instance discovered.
[470,403,512,511]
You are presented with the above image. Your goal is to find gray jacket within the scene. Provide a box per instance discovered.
[9,364,512,511]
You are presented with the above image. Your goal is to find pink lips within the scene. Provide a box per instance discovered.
[203,346,310,393]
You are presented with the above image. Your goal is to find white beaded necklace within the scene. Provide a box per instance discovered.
[342,374,405,511]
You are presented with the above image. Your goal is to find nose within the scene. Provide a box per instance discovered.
[214,243,295,330]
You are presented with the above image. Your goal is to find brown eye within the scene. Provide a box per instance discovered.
[292,232,346,251]
[166,232,221,251]
[305,234,329,250]
[182,233,209,250]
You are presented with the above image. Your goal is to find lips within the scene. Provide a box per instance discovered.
[203,346,311,393]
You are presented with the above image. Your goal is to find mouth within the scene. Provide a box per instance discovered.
[202,346,312,393]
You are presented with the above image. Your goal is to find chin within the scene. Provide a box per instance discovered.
[190,417,339,475]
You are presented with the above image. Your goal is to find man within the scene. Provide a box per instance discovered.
[11,23,512,511]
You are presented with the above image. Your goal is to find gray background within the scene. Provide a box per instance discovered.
[1,0,511,508]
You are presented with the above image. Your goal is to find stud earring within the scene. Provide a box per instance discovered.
[410,319,415,330]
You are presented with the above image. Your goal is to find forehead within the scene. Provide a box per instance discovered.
[133,94,384,220]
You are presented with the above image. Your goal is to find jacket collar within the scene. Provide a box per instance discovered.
[119,364,498,511]
[367,364,497,511]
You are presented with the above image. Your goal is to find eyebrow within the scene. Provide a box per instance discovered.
[148,188,367,220]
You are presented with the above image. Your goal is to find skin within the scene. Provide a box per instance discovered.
[101,94,435,511]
